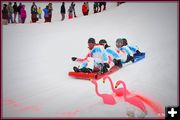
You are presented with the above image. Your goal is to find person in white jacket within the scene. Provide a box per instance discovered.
[72,38,110,73]
[116,38,143,63]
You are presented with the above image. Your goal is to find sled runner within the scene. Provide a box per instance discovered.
[68,53,145,80]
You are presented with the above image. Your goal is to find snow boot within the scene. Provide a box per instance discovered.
[126,55,134,63]
[73,66,80,72]
[80,67,93,73]
[134,50,142,56]
[100,65,108,74]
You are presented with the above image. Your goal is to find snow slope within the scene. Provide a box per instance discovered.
[2,2,178,118]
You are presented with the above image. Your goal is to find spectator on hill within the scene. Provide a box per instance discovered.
[68,5,73,19]
[31,2,38,23]
[60,2,66,21]
[20,5,27,23]
[2,4,8,25]
[48,3,53,22]
[37,7,42,19]
[13,2,18,23]
[43,5,49,23]
[71,2,77,17]
[7,2,14,23]
[85,2,89,15]
[82,2,88,16]
[17,2,22,23]
[93,2,98,13]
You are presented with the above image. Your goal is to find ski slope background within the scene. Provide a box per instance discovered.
[2,2,178,118]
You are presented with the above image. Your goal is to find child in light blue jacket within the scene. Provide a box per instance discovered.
[116,38,143,63]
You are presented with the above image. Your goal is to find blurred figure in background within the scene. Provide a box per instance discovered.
[31,2,38,23]
[71,2,77,17]
[60,2,66,21]
[13,2,18,23]
[17,2,22,23]
[48,3,53,22]
[102,2,106,10]
[43,5,49,22]
[7,2,14,23]
[20,5,27,23]
[93,2,98,13]
[2,4,8,25]
[98,2,102,12]
[82,2,88,16]
[37,7,42,19]
[85,2,89,15]
[68,5,73,19]
[98,2,106,12]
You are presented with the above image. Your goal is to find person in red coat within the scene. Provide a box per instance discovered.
[82,2,87,16]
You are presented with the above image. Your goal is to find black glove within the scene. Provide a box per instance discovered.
[113,59,122,68]
[100,63,109,74]
[104,63,110,68]
[71,57,77,61]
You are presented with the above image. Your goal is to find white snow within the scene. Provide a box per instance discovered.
[2,2,178,118]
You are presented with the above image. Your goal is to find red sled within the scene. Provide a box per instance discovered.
[68,66,120,80]
[69,53,145,80]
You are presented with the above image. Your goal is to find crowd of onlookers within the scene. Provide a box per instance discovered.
[2,2,51,25]
[2,2,26,25]
[2,2,125,25]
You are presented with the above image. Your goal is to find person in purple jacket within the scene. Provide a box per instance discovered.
[20,5,26,23]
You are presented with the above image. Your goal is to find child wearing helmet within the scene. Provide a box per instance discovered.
[71,38,110,74]
[116,38,134,62]
[122,38,142,56]
[116,38,141,63]
[99,39,123,68]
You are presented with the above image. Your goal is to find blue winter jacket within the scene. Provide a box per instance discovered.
[43,8,49,17]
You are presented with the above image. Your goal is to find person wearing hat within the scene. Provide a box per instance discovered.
[99,39,123,68]
[116,38,135,63]
[116,38,143,63]
[71,38,110,73]
[122,38,142,56]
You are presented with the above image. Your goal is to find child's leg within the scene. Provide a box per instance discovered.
[86,57,95,70]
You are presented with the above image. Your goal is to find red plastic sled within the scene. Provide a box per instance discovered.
[69,53,145,80]
[68,66,120,80]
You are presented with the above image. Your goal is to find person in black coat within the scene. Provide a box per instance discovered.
[99,2,106,12]
[13,2,18,23]
[31,2,38,23]
[2,4,8,25]
[60,2,66,21]
[102,2,106,10]
[17,2,22,23]
[71,2,77,17]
